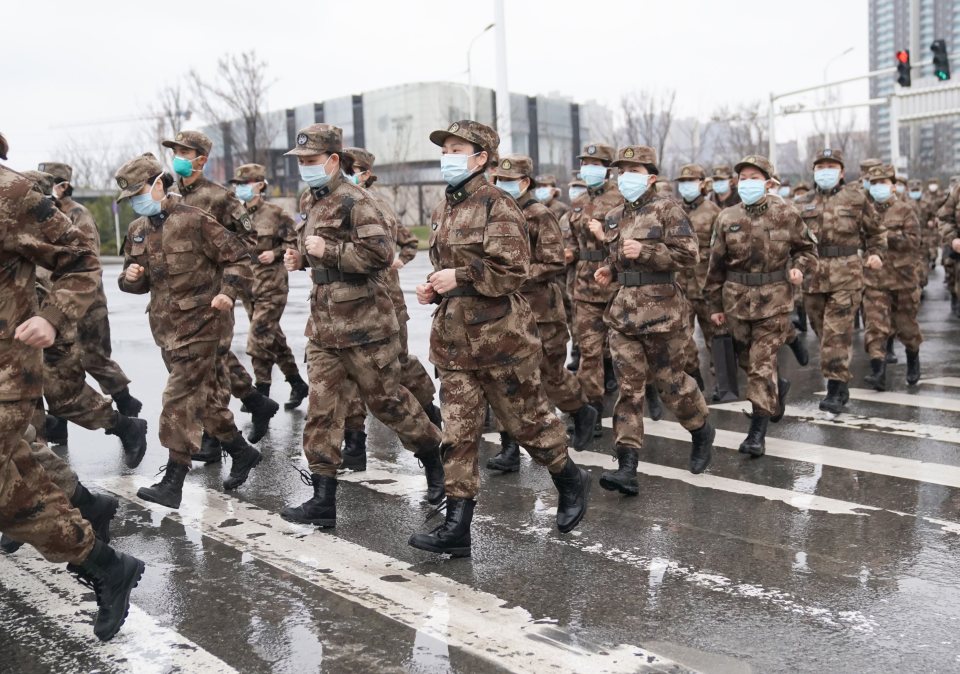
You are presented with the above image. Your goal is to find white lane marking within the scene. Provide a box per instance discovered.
[0,552,238,674]
[920,377,960,388]
[98,476,679,674]
[824,388,960,413]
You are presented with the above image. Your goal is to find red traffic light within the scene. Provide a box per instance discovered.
[896,50,910,64]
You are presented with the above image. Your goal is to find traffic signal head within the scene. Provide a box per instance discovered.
[896,49,911,87]
[932,39,951,81]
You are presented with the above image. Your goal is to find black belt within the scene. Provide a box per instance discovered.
[620,271,674,286]
[311,268,368,285]
[727,270,787,286]
[442,286,480,298]
[579,249,605,261]
[818,245,859,258]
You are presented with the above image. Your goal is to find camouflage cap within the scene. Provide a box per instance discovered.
[812,148,844,167]
[535,174,557,186]
[37,162,72,183]
[895,174,908,185]
[161,129,213,156]
[230,163,267,184]
[286,124,343,157]
[859,157,882,173]
[429,120,500,156]
[611,145,658,174]
[908,178,922,189]
[344,146,376,171]
[0,132,7,160]
[794,181,811,192]
[491,154,534,180]
[22,170,56,195]
[674,163,706,181]
[926,178,940,186]
[951,175,960,183]
[577,142,616,164]
[866,164,895,182]
[734,154,774,179]
[114,153,164,201]
[712,164,734,180]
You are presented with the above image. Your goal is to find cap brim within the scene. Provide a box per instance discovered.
[491,169,526,180]
[161,139,209,155]
[611,159,658,174]
[674,176,702,182]
[813,157,844,167]
[284,147,325,157]
[577,153,612,162]
[116,184,143,201]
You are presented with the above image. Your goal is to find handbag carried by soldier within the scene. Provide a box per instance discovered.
[711,333,739,402]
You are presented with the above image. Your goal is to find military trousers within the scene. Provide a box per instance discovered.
[804,289,863,383]
[682,297,719,377]
[863,286,923,359]
[609,329,710,451]
[726,312,792,417]
[437,351,569,500]
[77,300,132,396]
[43,340,117,431]
[573,300,609,404]
[243,292,299,385]
[303,335,441,477]
[0,398,93,564]
[538,320,586,413]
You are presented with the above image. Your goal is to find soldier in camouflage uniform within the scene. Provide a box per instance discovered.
[796,149,886,413]
[486,154,598,471]
[39,162,142,418]
[861,165,922,391]
[117,153,261,509]
[561,175,587,371]
[0,135,145,641]
[534,173,571,221]
[161,131,278,458]
[409,121,590,558]
[228,163,309,410]
[940,179,960,316]
[593,145,715,494]
[335,147,443,471]
[705,154,818,456]
[280,125,445,529]
[709,164,741,209]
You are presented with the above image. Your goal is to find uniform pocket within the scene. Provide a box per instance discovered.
[330,283,371,303]
[462,296,511,325]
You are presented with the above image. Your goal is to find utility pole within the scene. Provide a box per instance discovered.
[494,0,512,154]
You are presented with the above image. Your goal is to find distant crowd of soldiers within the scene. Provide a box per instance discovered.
[1,117,958,642]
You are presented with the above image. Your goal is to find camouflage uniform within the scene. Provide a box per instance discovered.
[0,163,98,564]
[535,173,571,221]
[861,165,922,367]
[706,155,818,419]
[287,126,442,478]
[797,149,886,390]
[565,143,623,408]
[935,183,960,305]
[709,164,742,209]
[117,156,253,466]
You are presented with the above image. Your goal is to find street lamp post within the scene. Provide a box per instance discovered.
[467,22,495,121]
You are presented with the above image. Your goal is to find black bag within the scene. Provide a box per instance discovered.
[711,334,740,402]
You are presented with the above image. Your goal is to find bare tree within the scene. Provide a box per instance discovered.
[710,102,768,162]
[60,135,137,190]
[619,89,677,162]
[188,50,278,166]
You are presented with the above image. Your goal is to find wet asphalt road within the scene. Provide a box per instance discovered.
[3,258,960,673]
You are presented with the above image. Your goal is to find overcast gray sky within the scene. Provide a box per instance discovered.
[4,0,870,173]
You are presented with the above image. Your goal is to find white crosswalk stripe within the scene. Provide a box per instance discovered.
[826,387,960,413]
[919,377,960,388]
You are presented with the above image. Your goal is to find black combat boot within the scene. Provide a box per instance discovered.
[341,429,367,471]
[771,377,791,423]
[284,374,309,410]
[599,446,639,495]
[72,540,145,642]
[424,402,443,429]
[738,414,770,457]
[418,446,446,505]
[689,422,715,474]
[255,382,270,398]
[112,387,142,418]
[786,336,809,366]
[646,384,664,421]
[792,305,808,333]
[221,433,262,491]
[590,401,604,438]
[105,413,148,469]
[906,349,921,386]
[952,292,959,316]
[408,497,475,558]
[885,336,898,364]
[569,404,599,451]
[864,358,887,392]
[191,431,222,464]
[280,472,337,527]
[1,482,118,555]
[688,368,705,392]
[486,433,521,472]
[603,357,619,393]
[242,389,280,444]
[551,458,590,533]
[566,345,581,372]
[137,462,189,509]
[819,380,846,414]
[45,415,68,445]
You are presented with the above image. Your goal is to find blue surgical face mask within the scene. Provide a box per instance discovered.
[534,186,552,202]
[778,186,791,198]
[862,178,871,190]
[569,186,587,201]
[235,184,256,203]
[173,155,198,178]
[896,183,906,194]
[579,164,607,188]
[814,167,841,191]
[440,152,479,186]
[497,179,523,199]
[738,179,766,205]
[300,156,333,189]
[713,179,730,195]
[130,177,162,217]
[677,180,701,202]
[869,183,893,203]
[909,190,922,200]
[618,172,651,203]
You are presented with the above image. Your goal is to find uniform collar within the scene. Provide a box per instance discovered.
[587,177,615,198]
[744,197,769,217]
[624,188,656,211]
[816,180,844,197]
[178,175,208,195]
[310,171,343,200]
[682,195,704,211]
[874,199,893,212]
[445,171,486,205]
[519,192,538,211]
[149,193,181,224]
